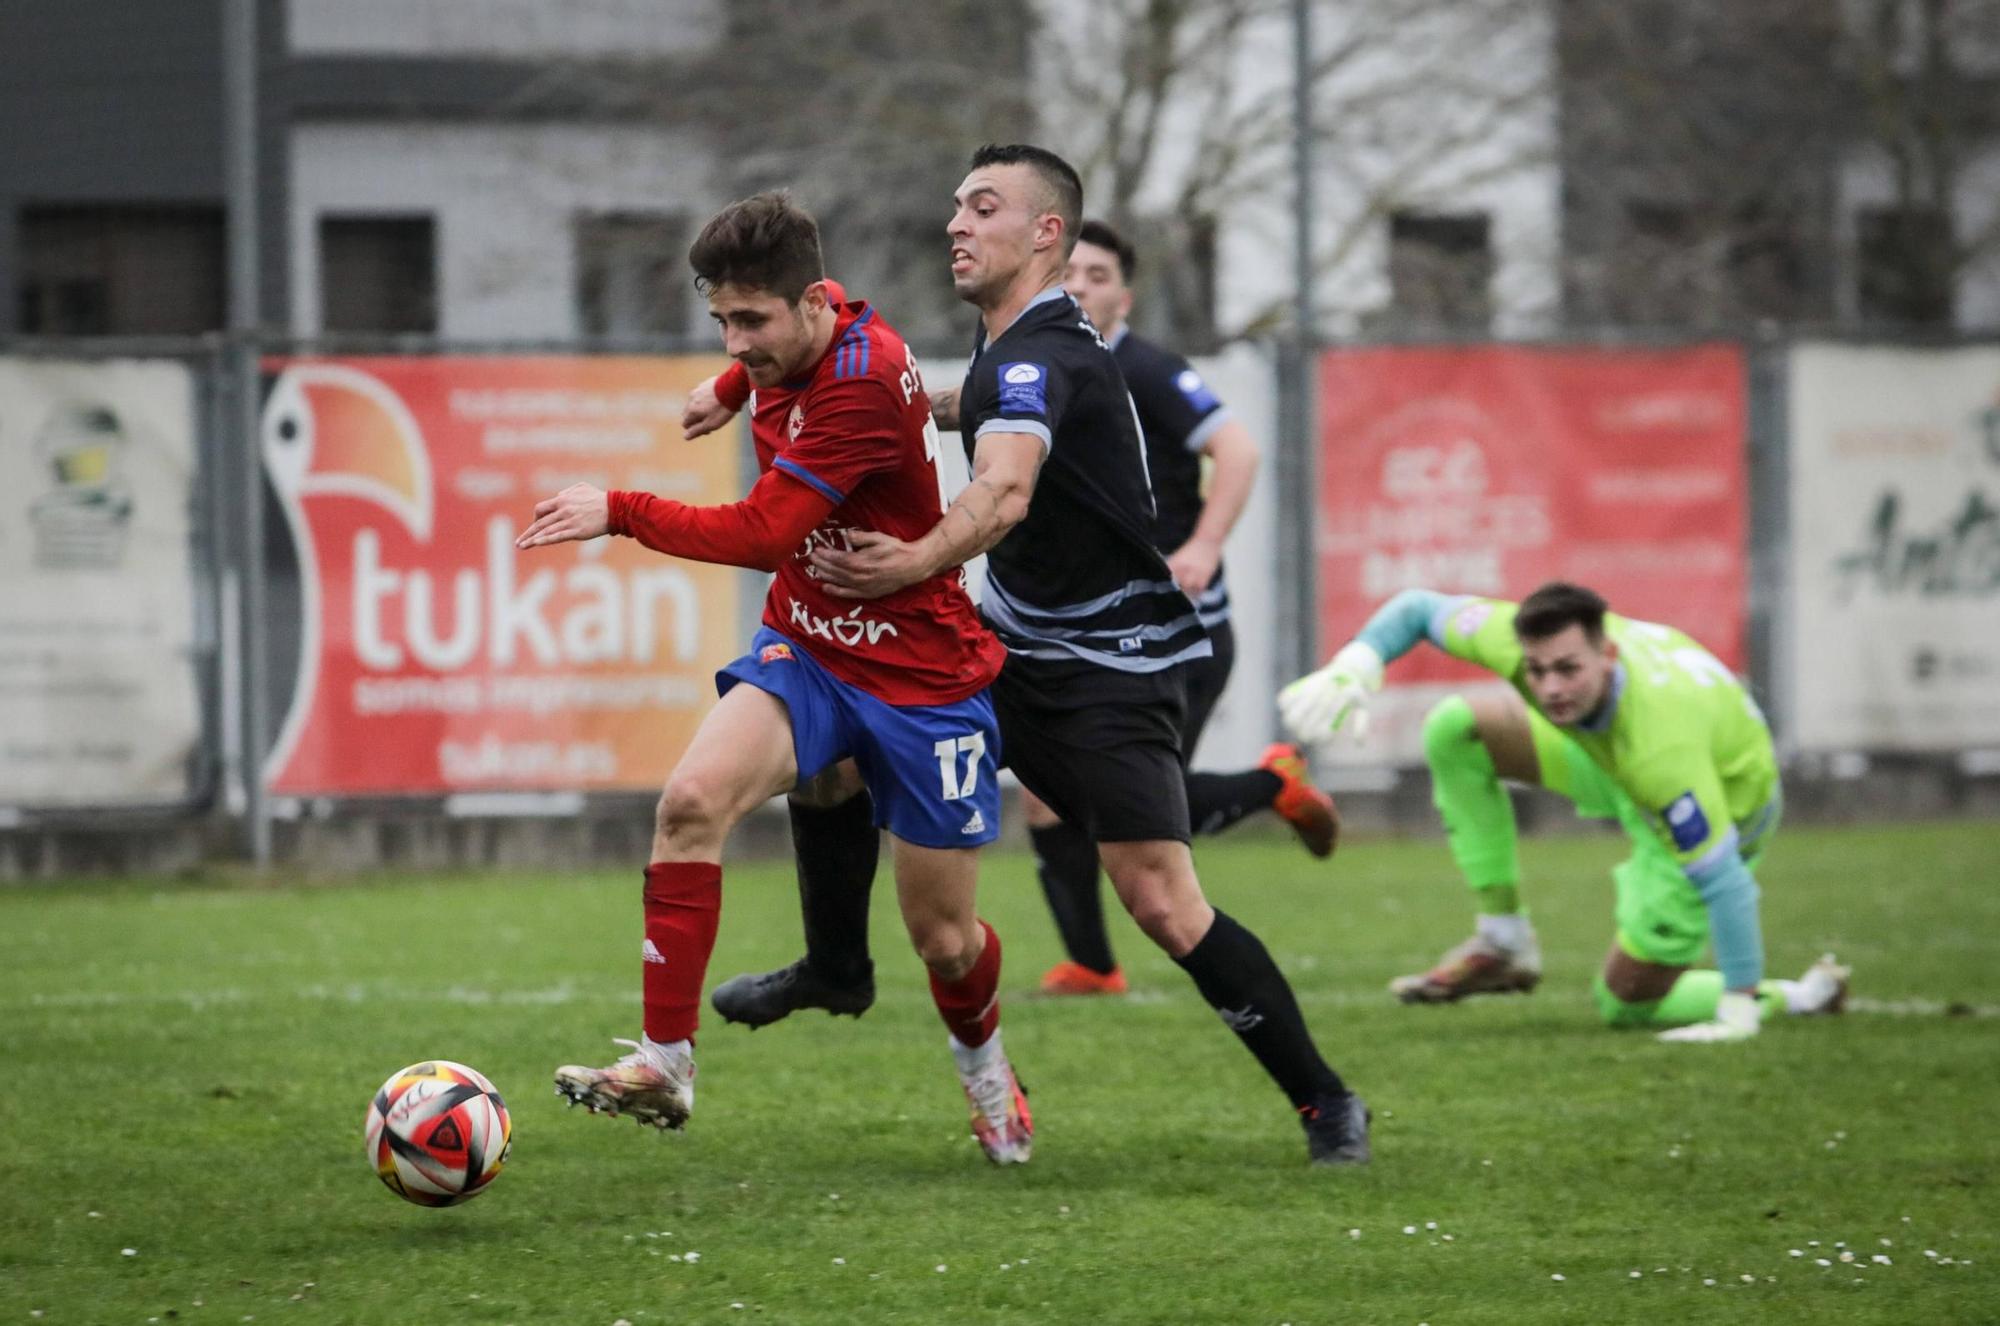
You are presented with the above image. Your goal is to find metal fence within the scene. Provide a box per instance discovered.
[2,331,1996,873]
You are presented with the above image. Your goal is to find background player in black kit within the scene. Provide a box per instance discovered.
[720,144,1369,1166]
[1023,218,1341,998]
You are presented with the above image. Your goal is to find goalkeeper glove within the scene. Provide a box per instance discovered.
[1278,640,1385,745]
[1656,990,1761,1044]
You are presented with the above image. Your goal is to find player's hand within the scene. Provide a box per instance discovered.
[516,483,610,549]
[1657,991,1761,1043]
[1277,640,1385,745]
[811,529,929,599]
[1165,537,1221,596]
[681,376,736,440]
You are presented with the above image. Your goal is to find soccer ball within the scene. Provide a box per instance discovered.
[364,1060,512,1207]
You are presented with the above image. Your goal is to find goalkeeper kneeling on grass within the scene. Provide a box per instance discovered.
[1280,581,1847,1043]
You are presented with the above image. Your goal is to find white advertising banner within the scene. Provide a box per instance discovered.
[1787,343,2000,751]
[0,359,202,806]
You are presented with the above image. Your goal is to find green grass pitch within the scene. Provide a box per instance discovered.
[2,819,1994,1324]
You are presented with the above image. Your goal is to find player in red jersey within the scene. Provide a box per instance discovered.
[683,280,902,1027]
[517,193,1033,1164]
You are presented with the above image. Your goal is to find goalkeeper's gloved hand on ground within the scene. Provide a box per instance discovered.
[1278,640,1385,746]
[1656,990,1761,1044]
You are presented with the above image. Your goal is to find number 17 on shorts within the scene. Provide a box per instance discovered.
[933,732,988,802]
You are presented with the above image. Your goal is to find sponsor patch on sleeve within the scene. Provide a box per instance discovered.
[1662,791,1710,852]
[995,361,1049,417]
[1174,368,1221,413]
[1451,601,1493,639]
[759,642,794,664]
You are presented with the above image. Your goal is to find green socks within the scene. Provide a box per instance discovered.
[1594,969,1790,1027]
[1422,696,1520,911]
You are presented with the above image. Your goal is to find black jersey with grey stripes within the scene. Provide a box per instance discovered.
[960,287,1212,673]
[1112,327,1234,628]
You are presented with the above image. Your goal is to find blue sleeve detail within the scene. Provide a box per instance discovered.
[995,362,1049,417]
[1663,791,1712,852]
[1173,366,1222,414]
[771,456,845,505]
[1685,834,1765,989]
[1356,589,1455,663]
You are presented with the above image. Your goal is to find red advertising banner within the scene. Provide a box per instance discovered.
[260,356,742,795]
[1316,345,1747,763]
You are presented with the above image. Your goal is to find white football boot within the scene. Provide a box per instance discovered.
[953,1031,1032,1165]
[1787,953,1851,1015]
[554,1037,694,1131]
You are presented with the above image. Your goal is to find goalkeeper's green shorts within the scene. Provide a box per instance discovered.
[1525,707,1777,970]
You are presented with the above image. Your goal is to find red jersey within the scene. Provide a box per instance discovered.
[751,302,1002,705]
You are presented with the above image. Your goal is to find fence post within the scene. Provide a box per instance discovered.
[224,0,270,866]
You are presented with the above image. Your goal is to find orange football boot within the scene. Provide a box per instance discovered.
[1038,961,1129,996]
[1260,742,1340,858]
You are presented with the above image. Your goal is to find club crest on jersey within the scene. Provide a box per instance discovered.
[787,403,807,440]
[759,642,794,664]
[1662,792,1710,852]
[997,362,1048,416]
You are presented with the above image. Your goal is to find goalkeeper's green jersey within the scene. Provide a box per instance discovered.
[1433,596,1779,873]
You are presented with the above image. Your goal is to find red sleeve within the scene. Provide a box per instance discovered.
[607,468,834,573]
[713,359,751,412]
[773,370,903,502]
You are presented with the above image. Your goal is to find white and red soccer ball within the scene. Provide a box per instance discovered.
[364,1060,512,1206]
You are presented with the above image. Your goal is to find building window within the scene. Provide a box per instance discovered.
[17,205,225,336]
[1387,211,1492,332]
[320,214,437,334]
[1857,206,1953,326]
[575,212,690,338]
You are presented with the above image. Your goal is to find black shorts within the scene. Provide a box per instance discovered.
[991,654,1191,844]
[1177,615,1235,764]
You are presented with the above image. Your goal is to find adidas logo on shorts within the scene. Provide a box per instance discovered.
[960,810,986,835]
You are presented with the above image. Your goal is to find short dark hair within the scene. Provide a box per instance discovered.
[969,143,1084,253]
[1076,219,1135,283]
[688,192,825,304]
[1514,581,1610,643]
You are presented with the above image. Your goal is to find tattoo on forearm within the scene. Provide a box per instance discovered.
[936,475,1017,562]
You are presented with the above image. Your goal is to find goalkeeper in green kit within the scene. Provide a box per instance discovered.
[1280,581,1848,1043]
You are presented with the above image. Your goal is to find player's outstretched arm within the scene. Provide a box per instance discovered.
[810,430,1043,600]
[1278,587,1462,744]
[516,483,611,547]
[518,470,832,573]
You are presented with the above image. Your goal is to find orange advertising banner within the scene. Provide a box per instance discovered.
[260,356,742,796]
[1315,344,1747,763]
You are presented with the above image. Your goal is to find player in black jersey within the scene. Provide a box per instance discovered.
[1019,218,1341,998]
[714,144,1369,1166]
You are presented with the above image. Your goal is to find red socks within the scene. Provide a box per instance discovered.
[641,861,722,1044]
[929,919,1002,1048]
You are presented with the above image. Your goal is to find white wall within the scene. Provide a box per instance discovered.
[290,123,720,340]
[287,0,720,56]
